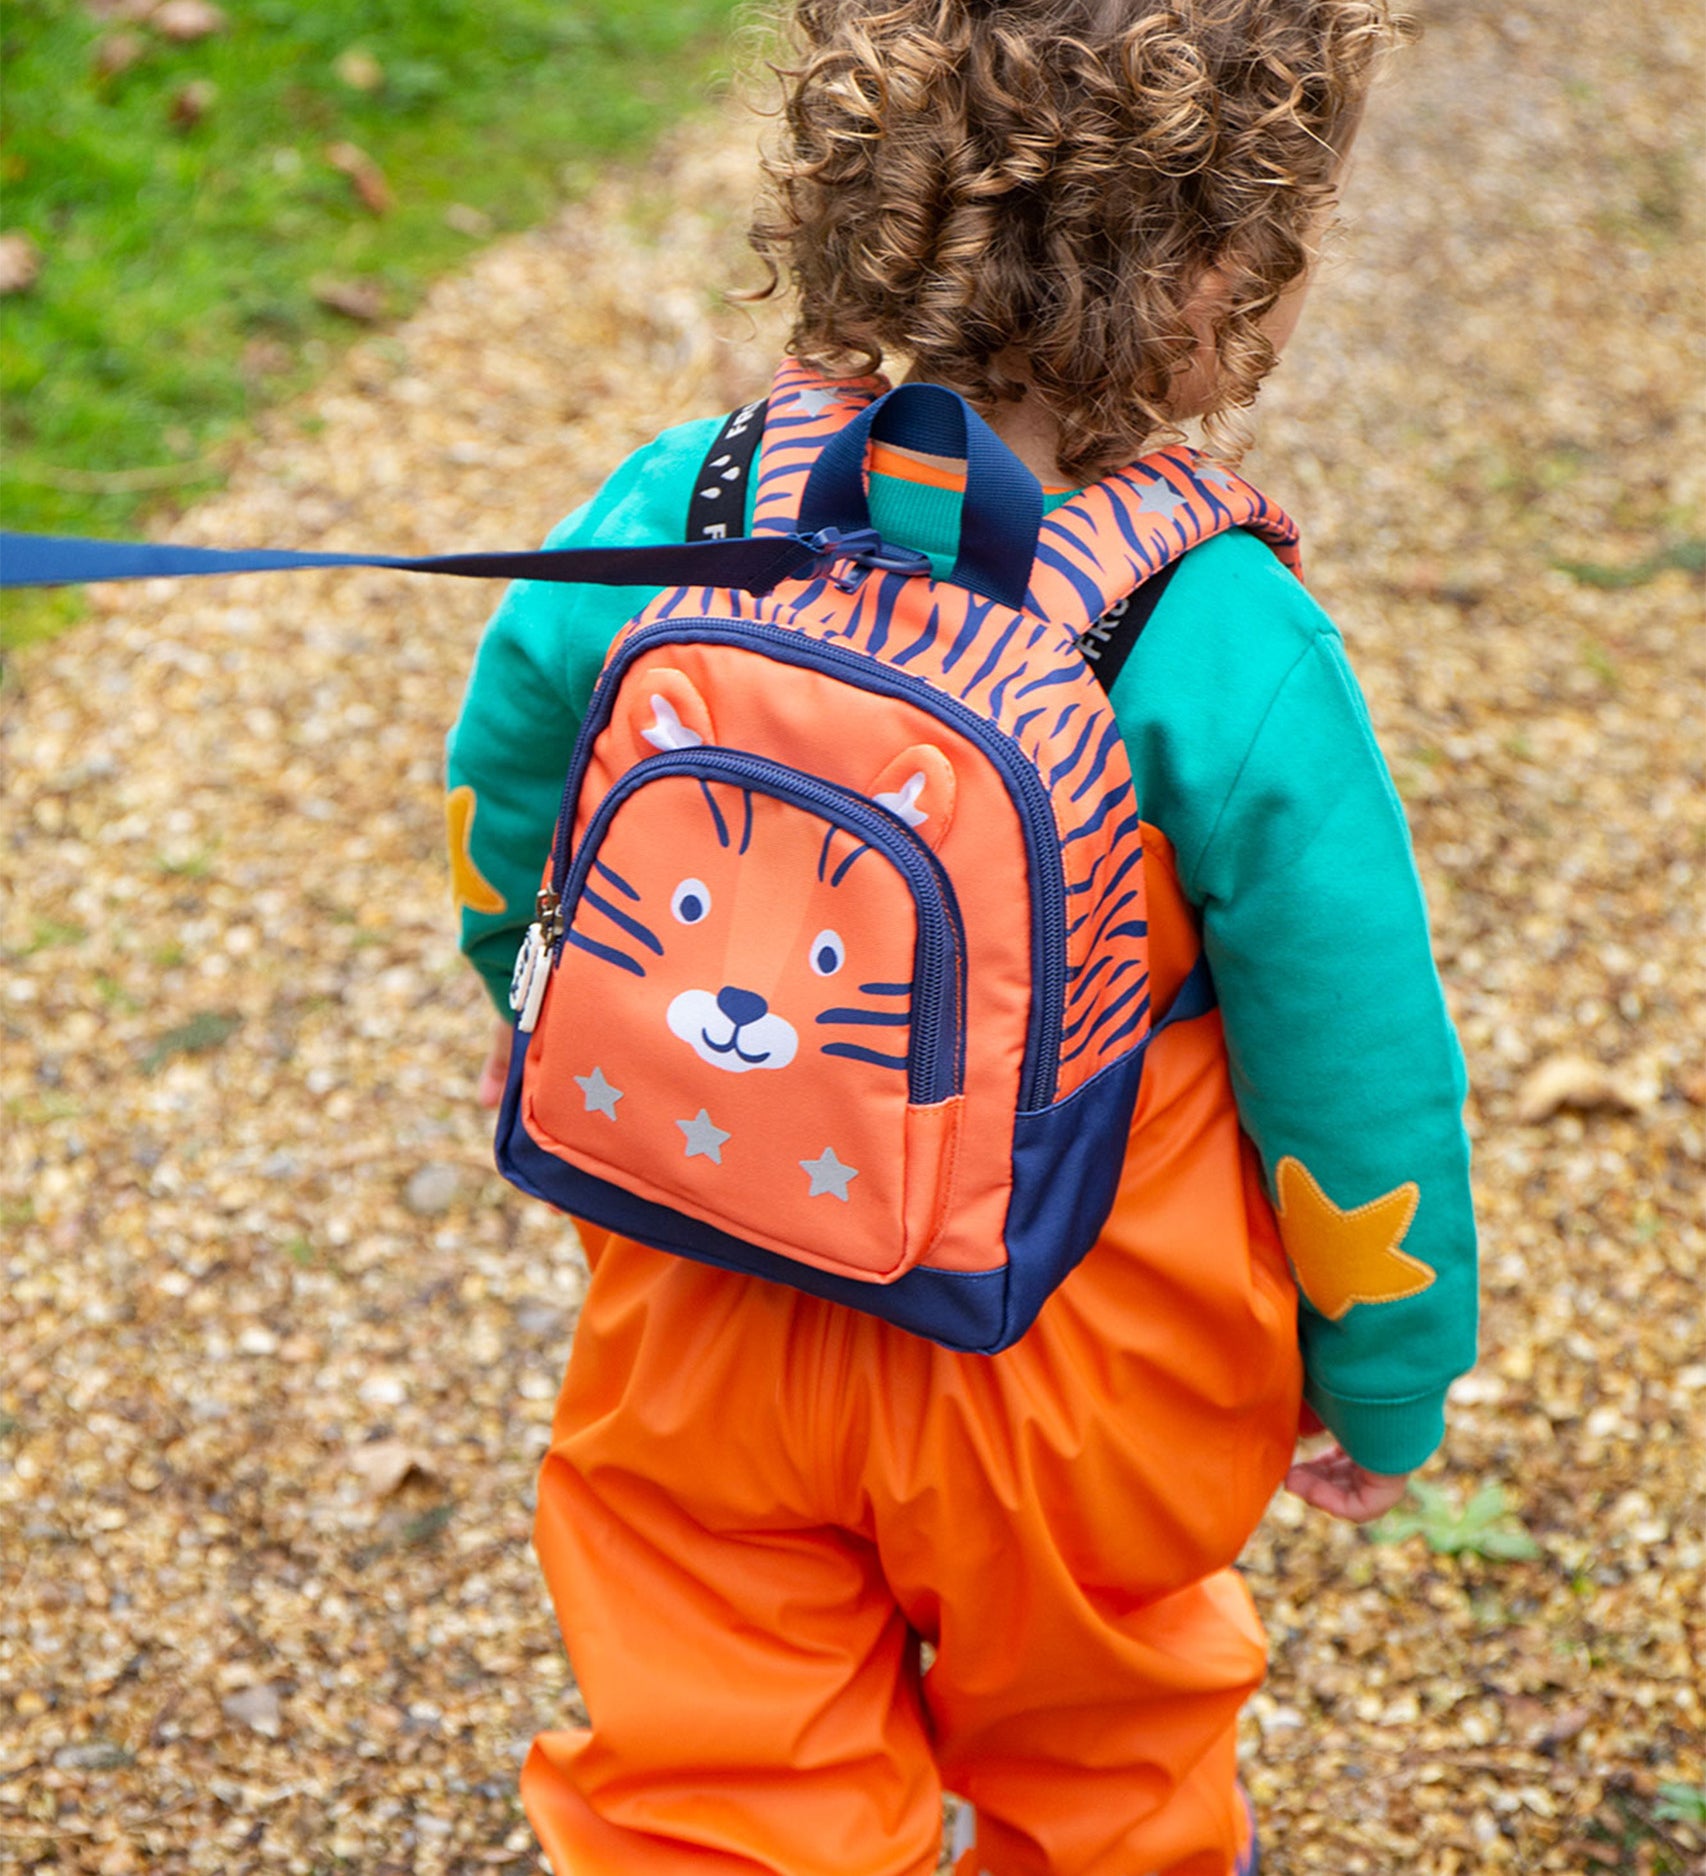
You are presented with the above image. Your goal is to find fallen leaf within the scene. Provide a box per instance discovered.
[169,78,216,128]
[1514,1053,1648,1124]
[312,276,386,322]
[92,29,148,76]
[0,232,41,296]
[323,141,392,216]
[241,336,292,382]
[148,0,225,41]
[444,202,495,239]
[347,1439,436,1498]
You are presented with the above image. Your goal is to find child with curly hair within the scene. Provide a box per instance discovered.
[447,3,1475,1871]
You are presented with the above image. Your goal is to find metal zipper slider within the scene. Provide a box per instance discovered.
[536,886,563,948]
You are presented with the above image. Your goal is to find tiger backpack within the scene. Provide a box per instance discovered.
[492,361,1300,1353]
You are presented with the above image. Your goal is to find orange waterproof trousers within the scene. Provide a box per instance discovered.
[522,852,1302,1876]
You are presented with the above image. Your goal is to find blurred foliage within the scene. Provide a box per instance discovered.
[0,0,744,639]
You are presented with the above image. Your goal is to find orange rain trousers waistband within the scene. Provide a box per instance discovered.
[520,988,1301,1876]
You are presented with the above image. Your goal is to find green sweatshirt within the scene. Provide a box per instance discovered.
[446,414,1478,1475]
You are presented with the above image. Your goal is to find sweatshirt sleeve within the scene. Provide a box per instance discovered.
[1116,532,1478,1475]
[444,416,723,1012]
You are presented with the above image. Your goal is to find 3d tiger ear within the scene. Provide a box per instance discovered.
[869,743,956,851]
[629,668,715,757]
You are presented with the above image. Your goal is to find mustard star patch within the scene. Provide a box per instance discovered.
[445,785,507,916]
[1273,1157,1434,1322]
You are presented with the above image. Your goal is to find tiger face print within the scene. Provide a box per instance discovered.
[569,773,926,1081]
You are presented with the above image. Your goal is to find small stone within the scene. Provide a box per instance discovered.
[403,1162,461,1216]
[14,1689,49,1719]
[237,1325,279,1356]
[220,1682,282,1735]
[513,1298,567,1337]
[53,1739,134,1771]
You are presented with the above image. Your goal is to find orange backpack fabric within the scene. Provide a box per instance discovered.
[493,361,1298,1352]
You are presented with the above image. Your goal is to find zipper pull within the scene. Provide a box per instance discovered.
[509,886,563,1035]
[510,919,551,1033]
[536,885,563,947]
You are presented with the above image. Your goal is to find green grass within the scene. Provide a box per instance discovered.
[0,0,746,646]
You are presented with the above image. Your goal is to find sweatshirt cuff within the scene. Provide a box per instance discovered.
[465,928,525,1021]
[1304,1379,1447,1476]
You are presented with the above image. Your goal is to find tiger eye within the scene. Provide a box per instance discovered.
[672,878,712,924]
[810,929,846,976]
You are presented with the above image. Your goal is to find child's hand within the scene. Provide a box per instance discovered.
[476,1019,512,1109]
[1284,1443,1410,1524]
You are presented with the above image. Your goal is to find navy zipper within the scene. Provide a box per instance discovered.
[552,745,966,1107]
[551,607,1072,1109]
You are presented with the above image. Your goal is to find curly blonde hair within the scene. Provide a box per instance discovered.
[746,0,1411,479]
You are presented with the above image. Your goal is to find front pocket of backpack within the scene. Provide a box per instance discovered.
[520,748,965,1281]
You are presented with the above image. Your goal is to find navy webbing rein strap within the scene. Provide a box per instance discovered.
[3,384,1173,689]
[0,525,907,597]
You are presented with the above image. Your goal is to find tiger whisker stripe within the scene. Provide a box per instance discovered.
[820,1042,909,1070]
[582,888,663,955]
[566,930,646,978]
[594,860,641,901]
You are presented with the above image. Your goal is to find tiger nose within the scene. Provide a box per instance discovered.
[717,986,768,1028]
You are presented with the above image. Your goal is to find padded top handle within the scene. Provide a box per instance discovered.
[794,383,1043,611]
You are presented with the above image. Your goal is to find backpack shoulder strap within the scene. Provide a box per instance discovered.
[686,396,768,542]
[1073,555,1186,695]
[1029,447,1303,641]
[748,358,890,537]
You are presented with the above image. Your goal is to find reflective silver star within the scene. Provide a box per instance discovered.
[574,1066,622,1121]
[1134,477,1191,518]
[799,1146,858,1201]
[1195,461,1240,493]
[677,1108,730,1163]
[794,387,841,418]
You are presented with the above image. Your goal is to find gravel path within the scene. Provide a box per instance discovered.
[4,4,1702,1871]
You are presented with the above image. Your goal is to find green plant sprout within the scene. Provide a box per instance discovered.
[1366,1482,1542,1560]
[1655,1784,1706,1829]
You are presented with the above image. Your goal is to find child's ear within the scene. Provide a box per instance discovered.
[869,744,956,851]
[629,669,715,755]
